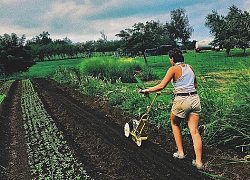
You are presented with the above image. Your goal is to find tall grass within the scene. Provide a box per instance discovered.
[79,56,156,83]
[197,73,250,152]
[185,50,250,153]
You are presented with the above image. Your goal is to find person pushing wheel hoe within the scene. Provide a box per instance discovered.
[140,48,204,170]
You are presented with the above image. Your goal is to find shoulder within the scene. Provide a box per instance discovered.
[168,66,179,72]
[167,66,182,76]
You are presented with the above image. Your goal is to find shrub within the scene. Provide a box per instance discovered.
[80,57,156,83]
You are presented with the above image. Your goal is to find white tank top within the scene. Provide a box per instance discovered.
[171,64,196,94]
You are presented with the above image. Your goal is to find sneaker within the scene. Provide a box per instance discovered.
[192,160,204,170]
[173,152,186,159]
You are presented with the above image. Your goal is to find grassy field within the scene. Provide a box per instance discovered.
[20,58,84,79]
[4,49,250,153]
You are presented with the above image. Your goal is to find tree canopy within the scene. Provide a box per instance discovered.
[0,33,34,76]
[116,8,193,57]
[116,20,173,56]
[166,8,194,45]
[205,5,250,55]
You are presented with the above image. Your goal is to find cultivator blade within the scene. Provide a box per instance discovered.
[136,138,142,146]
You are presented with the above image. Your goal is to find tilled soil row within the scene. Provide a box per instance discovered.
[0,81,31,180]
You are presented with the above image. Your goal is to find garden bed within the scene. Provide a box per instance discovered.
[0,78,249,179]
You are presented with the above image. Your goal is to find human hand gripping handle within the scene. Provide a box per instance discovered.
[139,88,150,95]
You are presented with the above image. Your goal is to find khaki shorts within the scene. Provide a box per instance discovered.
[171,94,201,118]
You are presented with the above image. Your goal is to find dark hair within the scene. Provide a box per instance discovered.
[168,48,184,63]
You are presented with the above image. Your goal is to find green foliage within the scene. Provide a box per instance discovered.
[0,33,34,75]
[25,31,121,62]
[116,20,174,56]
[166,8,193,44]
[116,7,194,56]
[205,5,250,55]
[0,94,6,104]
[80,57,156,83]
[0,80,13,104]
[198,77,250,153]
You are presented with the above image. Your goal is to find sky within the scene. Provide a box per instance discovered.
[1,0,250,43]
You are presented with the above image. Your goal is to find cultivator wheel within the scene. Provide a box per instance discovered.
[124,119,144,146]
[124,122,131,137]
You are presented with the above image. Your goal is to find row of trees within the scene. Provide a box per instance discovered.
[26,31,121,61]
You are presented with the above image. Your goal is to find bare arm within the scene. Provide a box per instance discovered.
[140,67,175,93]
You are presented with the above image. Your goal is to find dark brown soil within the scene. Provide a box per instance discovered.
[0,78,249,180]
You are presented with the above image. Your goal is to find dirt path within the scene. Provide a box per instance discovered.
[0,78,249,180]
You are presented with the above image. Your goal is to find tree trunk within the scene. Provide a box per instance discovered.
[143,52,148,66]
[226,47,230,56]
[243,47,246,54]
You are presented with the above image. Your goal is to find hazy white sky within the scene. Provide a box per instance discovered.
[1,0,249,43]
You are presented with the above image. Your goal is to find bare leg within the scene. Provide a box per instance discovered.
[188,114,203,167]
[170,113,185,156]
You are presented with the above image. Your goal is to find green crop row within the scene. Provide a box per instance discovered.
[0,81,13,94]
[21,79,90,179]
[0,94,6,104]
[0,80,13,104]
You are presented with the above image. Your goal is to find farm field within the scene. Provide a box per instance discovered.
[0,78,249,179]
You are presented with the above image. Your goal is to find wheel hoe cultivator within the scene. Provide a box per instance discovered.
[124,75,161,146]
[124,92,161,146]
